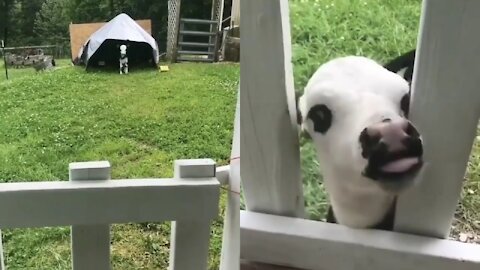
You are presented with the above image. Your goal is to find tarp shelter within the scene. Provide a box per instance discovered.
[76,13,159,69]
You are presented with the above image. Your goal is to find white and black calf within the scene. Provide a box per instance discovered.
[119,44,128,74]
[297,56,424,230]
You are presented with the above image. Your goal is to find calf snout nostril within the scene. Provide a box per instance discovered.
[382,118,392,123]
[360,119,422,157]
[405,122,420,138]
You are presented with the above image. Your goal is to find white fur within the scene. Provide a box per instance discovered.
[119,45,128,74]
[299,56,411,228]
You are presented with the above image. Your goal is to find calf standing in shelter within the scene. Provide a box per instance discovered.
[119,44,128,74]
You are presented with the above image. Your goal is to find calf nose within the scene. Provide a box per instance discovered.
[359,118,420,157]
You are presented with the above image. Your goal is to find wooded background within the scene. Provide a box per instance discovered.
[0,0,232,56]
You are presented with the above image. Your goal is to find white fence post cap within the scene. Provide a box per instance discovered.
[69,161,111,181]
[174,159,216,179]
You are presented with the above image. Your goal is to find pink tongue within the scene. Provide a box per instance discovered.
[381,157,419,173]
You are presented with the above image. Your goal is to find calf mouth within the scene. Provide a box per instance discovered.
[362,137,423,192]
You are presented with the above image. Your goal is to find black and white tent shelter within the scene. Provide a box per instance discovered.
[76,13,160,69]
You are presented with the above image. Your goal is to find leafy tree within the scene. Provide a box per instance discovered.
[0,0,15,42]
[16,0,46,44]
[34,0,70,45]
[4,0,227,54]
[66,0,110,24]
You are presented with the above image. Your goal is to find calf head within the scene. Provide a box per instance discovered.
[120,44,127,57]
[297,56,423,193]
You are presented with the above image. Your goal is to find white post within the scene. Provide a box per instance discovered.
[169,159,217,270]
[167,0,182,62]
[69,161,111,270]
[395,0,480,238]
[231,0,240,28]
[240,0,304,217]
[211,0,225,32]
[219,89,240,270]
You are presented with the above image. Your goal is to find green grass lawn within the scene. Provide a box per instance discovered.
[290,0,479,241]
[0,60,239,269]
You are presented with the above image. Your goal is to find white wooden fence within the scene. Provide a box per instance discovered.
[0,91,240,270]
[0,159,218,270]
[0,89,240,270]
[240,0,480,269]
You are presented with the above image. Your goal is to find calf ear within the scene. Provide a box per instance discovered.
[384,49,415,74]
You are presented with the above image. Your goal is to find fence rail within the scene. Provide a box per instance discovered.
[1,44,71,59]
[241,211,480,270]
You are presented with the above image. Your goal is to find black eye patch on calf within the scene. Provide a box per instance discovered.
[307,104,332,134]
[400,93,410,118]
[295,91,302,125]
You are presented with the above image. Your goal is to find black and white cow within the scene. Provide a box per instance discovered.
[119,44,128,74]
[297,55,424,230]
